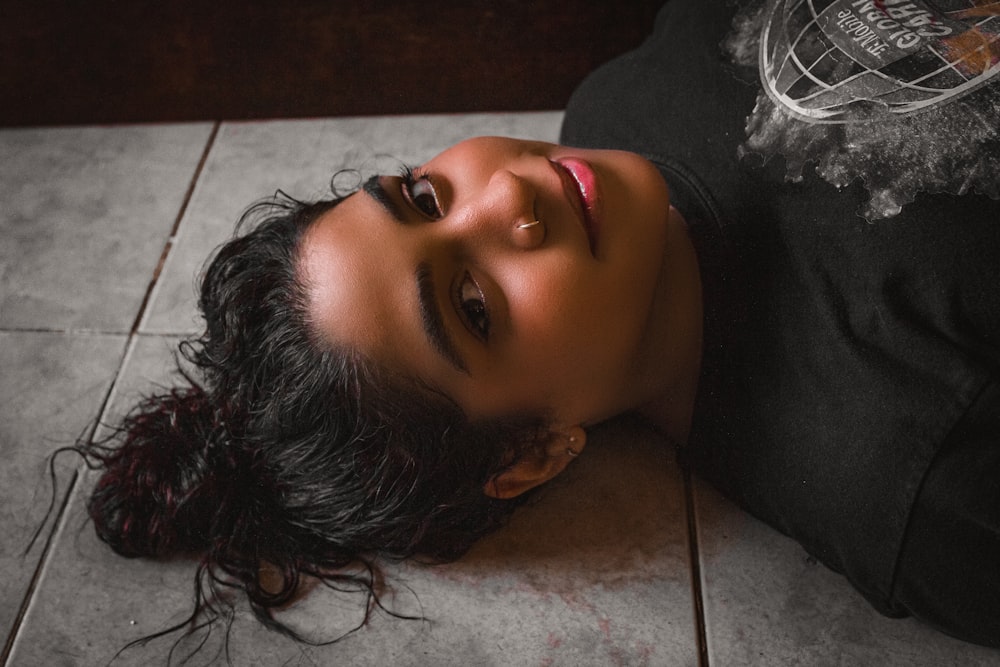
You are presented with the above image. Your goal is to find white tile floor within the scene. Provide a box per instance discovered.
[2,115,997,666]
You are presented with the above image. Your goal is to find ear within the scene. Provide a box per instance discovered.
[484,425,587,499]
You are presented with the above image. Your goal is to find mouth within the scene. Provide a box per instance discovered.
[551,158,602,257]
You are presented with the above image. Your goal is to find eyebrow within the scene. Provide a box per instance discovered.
[362,174,407,223]
[416,262,468,374]
[361,176,467,373]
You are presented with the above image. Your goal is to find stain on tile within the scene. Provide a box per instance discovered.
[265,419,698,667]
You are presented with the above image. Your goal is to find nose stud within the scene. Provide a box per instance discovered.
[518,220,542,230]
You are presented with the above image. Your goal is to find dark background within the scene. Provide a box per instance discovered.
[2,1,662,127]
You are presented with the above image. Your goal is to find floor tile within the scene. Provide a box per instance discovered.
[0,331,127,647]
[141,112,563,334]
[693,479,1000,665]
[11,332,696,665]
[6,335,199,667]
[0,124,213,331]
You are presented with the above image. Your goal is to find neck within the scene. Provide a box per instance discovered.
[636,205,703,444]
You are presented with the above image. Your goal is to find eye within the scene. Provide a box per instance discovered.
[455,272,490,341]
[400,166,443,220]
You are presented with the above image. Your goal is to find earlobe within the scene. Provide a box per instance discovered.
[484,425,587,499]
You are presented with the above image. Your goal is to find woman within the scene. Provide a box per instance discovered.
[83,0,1000,650]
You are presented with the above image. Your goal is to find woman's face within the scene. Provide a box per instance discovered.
[300,137,685,429]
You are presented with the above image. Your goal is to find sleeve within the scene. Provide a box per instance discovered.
[889,379,1000,648]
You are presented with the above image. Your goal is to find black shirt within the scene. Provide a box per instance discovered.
[561,0,1000,646]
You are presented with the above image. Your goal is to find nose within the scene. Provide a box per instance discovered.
[439,168,545,251]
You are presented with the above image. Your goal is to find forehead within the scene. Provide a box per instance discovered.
[298,191,408,368]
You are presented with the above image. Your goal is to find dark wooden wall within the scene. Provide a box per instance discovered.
[2,1,662,127]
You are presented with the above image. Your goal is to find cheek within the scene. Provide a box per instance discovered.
[504,265,629,369]
[502,256,581,335]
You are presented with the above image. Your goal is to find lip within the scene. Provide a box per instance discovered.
[551,158,602,257]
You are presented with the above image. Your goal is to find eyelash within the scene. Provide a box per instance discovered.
[399,164,443,220]
[455,272,491,342]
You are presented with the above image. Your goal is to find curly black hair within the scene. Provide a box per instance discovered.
[70,189,550,660]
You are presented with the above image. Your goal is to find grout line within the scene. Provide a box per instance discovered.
[684,467,710,667]
[0,327,194,338]
[0,124,220,666]
[129,121,220,336]
[0,334,138,667]
[1,122,220,341]
[0,327,130,336]
[0,471,80,667]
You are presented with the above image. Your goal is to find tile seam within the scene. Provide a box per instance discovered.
[0,472,81,667]
[0,333,138,667]
[130,121,220,336]
[1,123,220,666]
[684,468,710,667]
[0,327,130,336]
